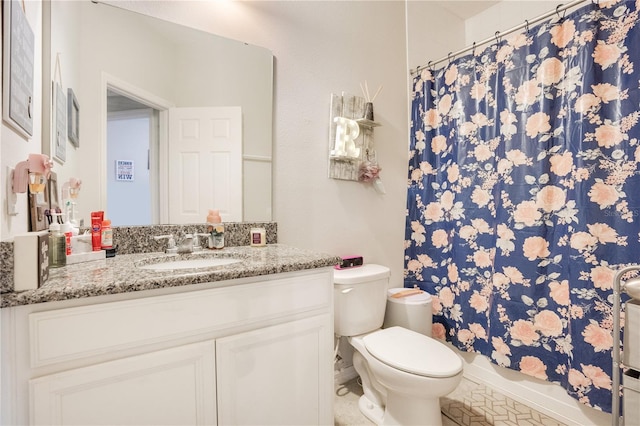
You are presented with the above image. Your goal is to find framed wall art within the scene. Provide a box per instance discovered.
[48,172,61,215]
[67,88,79,147]
[2,0,35,139]
[53,82,67,163]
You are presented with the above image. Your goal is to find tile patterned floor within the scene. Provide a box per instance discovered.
[440,379,566,426]
[335,377,566,426]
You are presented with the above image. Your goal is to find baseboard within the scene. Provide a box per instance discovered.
[335,365,358,385]
[456,349,611,426]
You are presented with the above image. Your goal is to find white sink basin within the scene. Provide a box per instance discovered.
[138,257,241,271]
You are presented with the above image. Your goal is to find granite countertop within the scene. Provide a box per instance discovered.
[0,245,340,308]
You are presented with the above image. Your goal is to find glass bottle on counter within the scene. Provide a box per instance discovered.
[101,219,113,249]
[48,221,67,268]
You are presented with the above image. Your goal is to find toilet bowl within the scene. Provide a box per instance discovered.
[333,264,463,426]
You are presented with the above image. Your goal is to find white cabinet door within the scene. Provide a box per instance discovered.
[216,314,334,425]
[30,341,217,425]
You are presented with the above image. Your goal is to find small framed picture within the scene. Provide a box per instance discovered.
[53,82,66,164]
[2,0,35,139]
[116,159,135,181]
[28,177,49,232]
[48,172,60,214]
[67,88,79,147]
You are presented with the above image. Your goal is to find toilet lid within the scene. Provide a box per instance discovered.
[363,327,462,378]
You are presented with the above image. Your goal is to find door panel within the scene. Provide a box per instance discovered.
[169,107,242,223]
[216,315,333,425]
[30,341,217,425]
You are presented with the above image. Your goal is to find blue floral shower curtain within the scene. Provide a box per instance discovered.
[405,0,640,412]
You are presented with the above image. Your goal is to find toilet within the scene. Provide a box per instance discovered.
[334,264,463,426]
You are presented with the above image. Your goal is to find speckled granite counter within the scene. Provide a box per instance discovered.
[0,245,340,308]
[1,222,277,294]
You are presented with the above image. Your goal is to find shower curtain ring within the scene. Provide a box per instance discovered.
[472,42,477,56]
[428,61,434,72]
[525,20,530,34]
[495,30,501,44]
[447,52,453,64]
[556,4,566,21]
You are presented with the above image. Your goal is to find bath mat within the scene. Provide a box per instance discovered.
[440,381,566,426]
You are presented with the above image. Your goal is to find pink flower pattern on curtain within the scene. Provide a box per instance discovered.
[405,0,640,412]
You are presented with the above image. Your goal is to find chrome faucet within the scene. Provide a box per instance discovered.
[152,234,178,254]
[153,232,202,254]
[193,233,210,252]
[176,233,194,254]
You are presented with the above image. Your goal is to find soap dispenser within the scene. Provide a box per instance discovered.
[206,209,224,249]
[48,219,67,268]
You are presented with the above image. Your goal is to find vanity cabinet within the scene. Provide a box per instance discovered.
[216,316,331,425]
[30,341,218,425]
[1,268,334,425]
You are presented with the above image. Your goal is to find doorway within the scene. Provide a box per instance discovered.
[106,89,160,225]
[103,76,243,225]
[102,74,174,225]
[106,91,159,225]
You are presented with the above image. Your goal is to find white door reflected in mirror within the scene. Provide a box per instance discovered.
[168,107,242,224]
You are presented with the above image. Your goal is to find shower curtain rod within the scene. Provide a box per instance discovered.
[411,0,589,75]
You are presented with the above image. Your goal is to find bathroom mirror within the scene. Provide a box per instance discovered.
[43,1,273,225]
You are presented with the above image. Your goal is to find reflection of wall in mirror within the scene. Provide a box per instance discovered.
[107,111,152,226]
[46,1,273,225]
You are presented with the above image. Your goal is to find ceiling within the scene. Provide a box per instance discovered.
[436,1,500,20]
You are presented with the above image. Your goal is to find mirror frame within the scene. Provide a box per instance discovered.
[42,1,274,225]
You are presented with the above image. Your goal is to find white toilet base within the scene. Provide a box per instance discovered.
[357,392,443,426]
[358,394,385,425]
[383,391,442,426]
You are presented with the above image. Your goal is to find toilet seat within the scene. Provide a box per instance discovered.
[363,326,462,378]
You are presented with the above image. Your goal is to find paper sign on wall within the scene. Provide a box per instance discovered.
[116,160,134,181]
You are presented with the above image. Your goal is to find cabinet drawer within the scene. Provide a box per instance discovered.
[29,270,332,368]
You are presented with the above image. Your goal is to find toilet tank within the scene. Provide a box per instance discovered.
[333,264,390,337]
[383,287,433,337]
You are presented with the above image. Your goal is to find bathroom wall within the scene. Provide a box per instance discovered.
[406,2,467,72]
[464,1,556,45]
[0,1,44,240]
